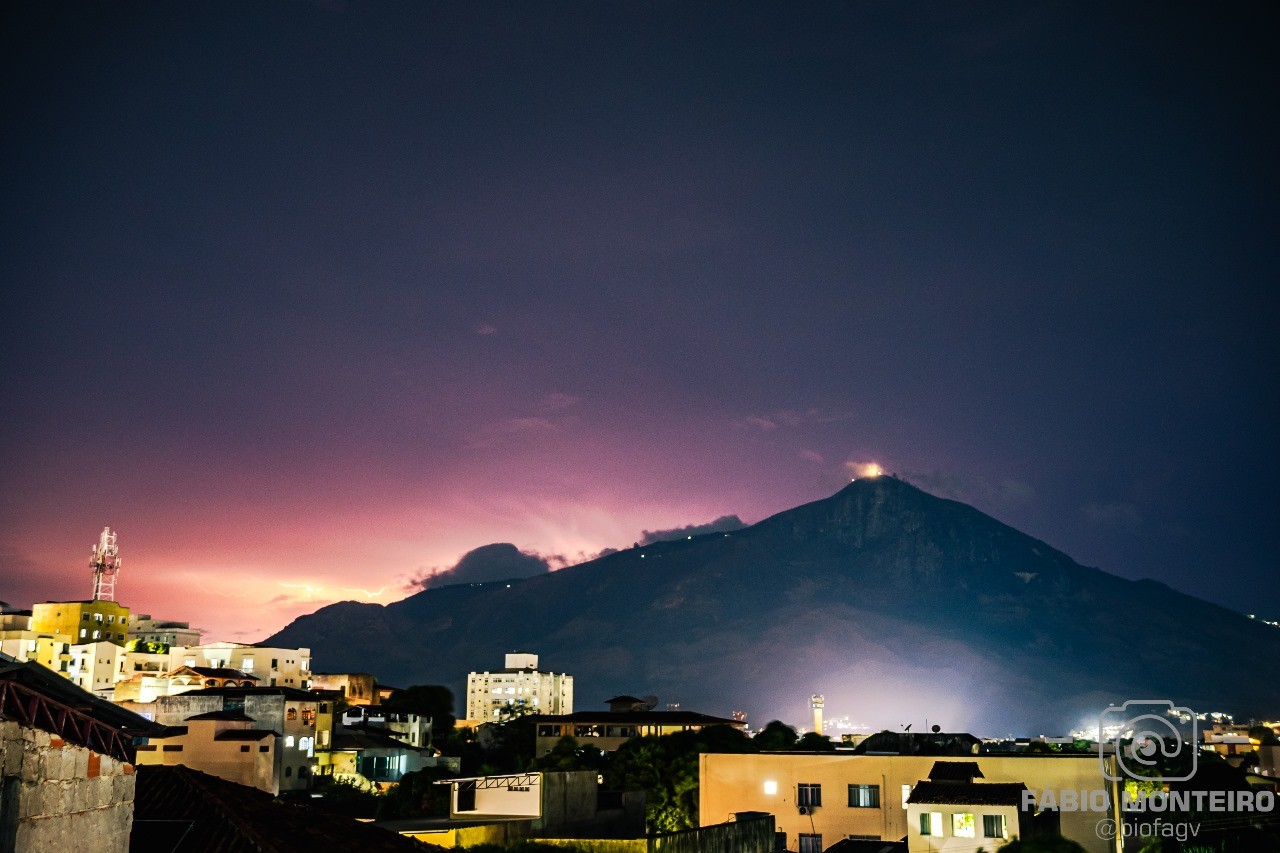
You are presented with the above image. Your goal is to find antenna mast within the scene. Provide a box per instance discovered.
[90,527,122,601]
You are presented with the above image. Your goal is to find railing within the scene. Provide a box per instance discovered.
[0,678,139,763]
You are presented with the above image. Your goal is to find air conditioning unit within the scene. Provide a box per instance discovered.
[797,806,811,815]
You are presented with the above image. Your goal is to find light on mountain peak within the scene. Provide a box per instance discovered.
[849,462,883,480]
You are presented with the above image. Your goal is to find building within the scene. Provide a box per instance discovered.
[534,696,744,757]
[0,603,32,631]
[904,762,1051,852]
[0,655,163,852]
[0,629,73,674]
[135,710,279,793]
[146,686,322,792]
[169,642,311,689]
[31,599,131,646]
[113,665,259,703]
[699,750,1109,853]
[66,640,126,698]
[132,764,428,853]
[128,614,202,648]
[466,652,573,722]
[342,705,432,749]
[312,671,379,705]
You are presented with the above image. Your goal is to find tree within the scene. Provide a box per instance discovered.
[752,720,799,751]
[382,684,457,742]
[795,731,836,751]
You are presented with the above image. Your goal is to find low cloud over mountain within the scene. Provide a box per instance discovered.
[638,514,746,546]
[414,543,552,589]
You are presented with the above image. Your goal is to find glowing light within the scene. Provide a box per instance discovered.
[763,780,778,795]
[849,462,883,479]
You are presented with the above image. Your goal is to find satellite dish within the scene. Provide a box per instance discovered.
[642,695,659,711]
[932,724,941,734]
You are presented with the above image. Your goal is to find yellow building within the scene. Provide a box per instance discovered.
[0,630,73,674]
[31,600,131,646]
[700,751,1111,853]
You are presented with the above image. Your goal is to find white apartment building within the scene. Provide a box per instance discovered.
[67,640,125,698]
[169,642,312,689]
[128,614,202,648]
[465,652,573,722]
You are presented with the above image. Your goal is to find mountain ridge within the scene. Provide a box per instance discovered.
[267,476,1280,732]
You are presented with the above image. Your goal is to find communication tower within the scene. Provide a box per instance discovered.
[90,527,122,601]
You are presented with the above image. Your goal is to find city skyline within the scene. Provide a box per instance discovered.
[3,2,1276,642]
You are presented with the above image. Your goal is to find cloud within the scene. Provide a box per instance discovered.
[799,449,825,464]
[413,543,553,590]
[734,408,854,431]
[536,392,581,413]
[900,469,1037,510]
[467,416,560,448]
[639,515,747,546]
[844,460,884,479]
[1082,501,1143,528]
[475,323,498,335]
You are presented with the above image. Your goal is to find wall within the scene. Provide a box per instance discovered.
[700,752,1107,853]
[0,720,135,853]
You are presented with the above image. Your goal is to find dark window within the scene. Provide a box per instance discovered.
[240,745,250,752]
[136,745,157,752]
[285,766,292,777]
[259,745,270,752]
[537,725,561,737]
[457,782,477,812]
[848,784,880,808]
[798,834,822,853]
[798,783,822,808]
[983,815,1006,838]
[162,745,183,752]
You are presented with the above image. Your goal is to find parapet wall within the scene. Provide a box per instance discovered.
[0,720,135,853]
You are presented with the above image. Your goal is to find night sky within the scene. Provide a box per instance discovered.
[2,2,1276,644]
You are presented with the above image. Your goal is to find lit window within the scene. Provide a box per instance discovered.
[920,813,943,836]
[952,813,976,838]
[901,785,912,809]
[285,735,295,747]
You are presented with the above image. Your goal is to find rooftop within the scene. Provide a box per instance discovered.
[132,764,428,852]
[907,781,1029,807]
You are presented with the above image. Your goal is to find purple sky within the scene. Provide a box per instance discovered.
[2,2,1277,643]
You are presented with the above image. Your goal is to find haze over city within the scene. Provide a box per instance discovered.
[2,1,1276,644]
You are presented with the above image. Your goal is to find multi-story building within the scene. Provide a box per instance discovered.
[31,600,131,646]
[135,710,279,793]
[169,642,311,689]
[311,672,378,705]
[534,696,744,757]
[127,614,201,648]
[699,750,1109,853]
[66,640,126,698]
[0,630,73,674]
[465,652,572,722]
[148,686,321,792]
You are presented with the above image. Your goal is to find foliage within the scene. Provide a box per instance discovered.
[752,720,799,751]
[794,731,836,751]
[310,776,380,818]
[124,639,168,654]
[1248,725,1280,746]
[605,725,752,833]
[532,735,606,772]
[382,684,457,741]
[375,767,453,819]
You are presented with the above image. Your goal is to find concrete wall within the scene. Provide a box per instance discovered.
[701,752,1107,853]
[0,720,135,853]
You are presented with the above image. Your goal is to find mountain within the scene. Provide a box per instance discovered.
[265,477,1280,733]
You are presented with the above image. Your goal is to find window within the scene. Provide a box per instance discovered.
[242,657,254,671]
[983,814,1007,839]
[920,812,942,836]
[240,745,250,753]
[285,767,292,778]
[952,813,976,838]
[797,783,822,808]
[848,784,880,808]
[798,834,823,853]
[162,745,183,752]
[80,629,87,638]
[901,785,912,808]
[259,745,270,752]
